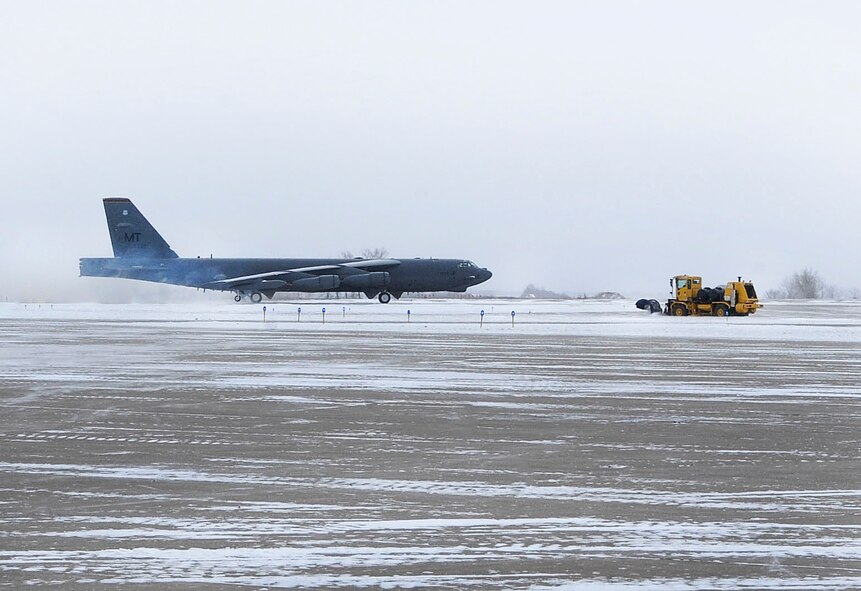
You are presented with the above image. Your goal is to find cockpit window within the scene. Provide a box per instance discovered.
[458,261,477,268]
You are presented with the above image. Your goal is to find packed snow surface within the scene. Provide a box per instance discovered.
[1,299,859,589]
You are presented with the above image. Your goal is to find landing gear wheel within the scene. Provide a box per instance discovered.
[378,292,392,304]
[714,305,729,317]
[234,294,243,303]
[672,304,688,317]
[250,291,263,304]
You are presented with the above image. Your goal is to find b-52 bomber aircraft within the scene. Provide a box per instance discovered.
[80,198,492,303]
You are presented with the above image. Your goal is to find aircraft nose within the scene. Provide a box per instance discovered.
[479,268,492,283]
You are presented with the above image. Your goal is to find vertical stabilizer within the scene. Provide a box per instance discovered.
[103,198,178,259]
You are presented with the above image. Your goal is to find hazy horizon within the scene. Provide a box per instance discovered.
[2,1,860,303]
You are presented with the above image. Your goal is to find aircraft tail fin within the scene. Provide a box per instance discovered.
[103,198,178,259]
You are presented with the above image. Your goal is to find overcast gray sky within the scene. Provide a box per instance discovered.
[1,1,859,301]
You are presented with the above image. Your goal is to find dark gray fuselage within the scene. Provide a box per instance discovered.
[79,257,490,295]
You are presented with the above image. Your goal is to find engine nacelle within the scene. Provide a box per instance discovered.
[291,275,340,292]
[253,280,287,291]
[341,272,390,290]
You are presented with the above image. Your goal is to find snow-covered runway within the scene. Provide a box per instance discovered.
[1,299,859,589]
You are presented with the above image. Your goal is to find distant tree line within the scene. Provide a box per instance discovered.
[340,247,389,259]
[521,284,623,300]
[765,268,836,299]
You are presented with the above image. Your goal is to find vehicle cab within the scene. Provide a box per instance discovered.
[672,275,702,302]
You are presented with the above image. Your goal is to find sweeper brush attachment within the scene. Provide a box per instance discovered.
[635,299,663,314]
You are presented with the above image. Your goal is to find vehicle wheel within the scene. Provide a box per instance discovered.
[250,291,263,304]
[233,294,243,303]
[378,292,392,304]
[714,305,729,317]
[672,304,688,316]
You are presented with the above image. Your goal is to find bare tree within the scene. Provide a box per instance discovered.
[340,250,354,259]
[781,268,829,299]
[361,247,389,259]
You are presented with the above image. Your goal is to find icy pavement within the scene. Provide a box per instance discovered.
[0,299,859,589]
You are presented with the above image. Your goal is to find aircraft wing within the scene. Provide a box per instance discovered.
[202,259,401,291]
